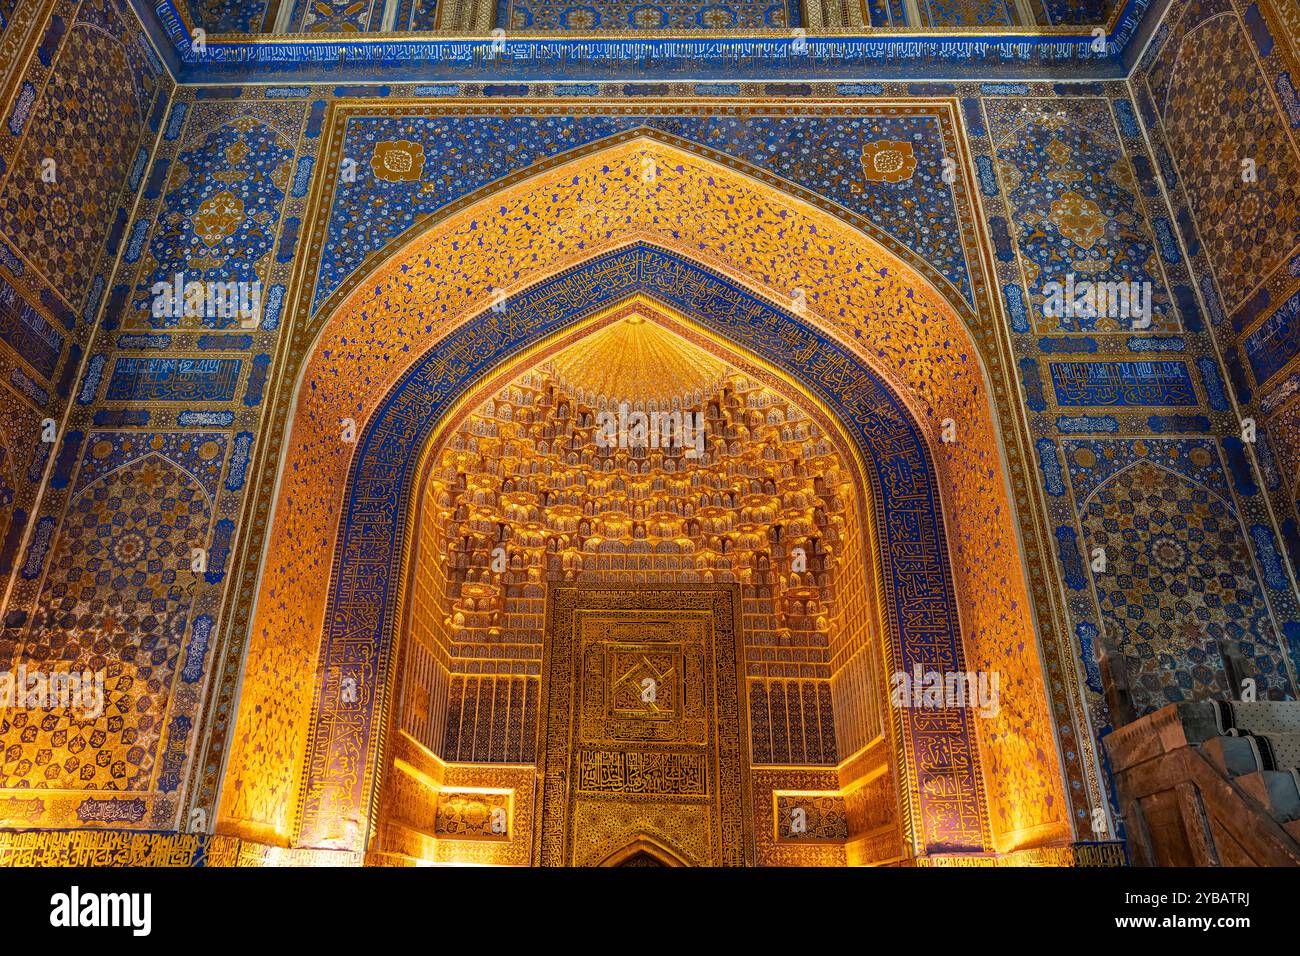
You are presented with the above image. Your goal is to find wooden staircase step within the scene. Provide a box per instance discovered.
[1201,735,1261,777]
[1235,770,1300,824]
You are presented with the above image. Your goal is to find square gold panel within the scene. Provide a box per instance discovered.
[606,644,683,723]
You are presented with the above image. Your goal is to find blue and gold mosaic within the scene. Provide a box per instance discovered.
[317,110,973,312]
[0,0,1296,868]
[1064,438,1294,712]
[498,0,797,30]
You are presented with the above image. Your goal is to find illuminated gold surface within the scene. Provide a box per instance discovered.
[545,311,726,407]
[222,137,1063,856]
[376,299,903,865]
[401,299,870,773]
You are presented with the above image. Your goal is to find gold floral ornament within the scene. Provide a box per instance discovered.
[1045,138,1072,166]
[371,140,426,183]
[563,6,597,28]
[1050,190,1107,249]
[1107,158,1136,194]
[191,191,245,246]
[860,140,917,184]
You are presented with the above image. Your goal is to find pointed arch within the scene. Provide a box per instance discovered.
[218,136,1068,859]
[1077,457,1238,518]
[298,245,986,854]
[598,835,691,867]
[306,125,979,329]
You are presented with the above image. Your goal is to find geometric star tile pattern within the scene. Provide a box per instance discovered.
[1,434,224,792]
[1071,443,1294,714]
[1157,11,1300,314]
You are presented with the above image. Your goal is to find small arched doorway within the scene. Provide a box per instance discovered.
[600,837,690,867]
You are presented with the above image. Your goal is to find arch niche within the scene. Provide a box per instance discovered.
[216,137,1069,861]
